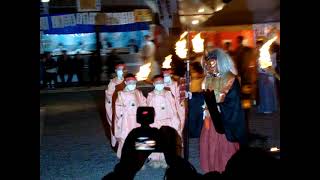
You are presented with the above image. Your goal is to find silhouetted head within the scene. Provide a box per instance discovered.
[224,147,280,178]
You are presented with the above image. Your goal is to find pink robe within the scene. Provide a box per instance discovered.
[105,78,123,147]
[200,114,239,173]
[114,89,147,158]
[147,90,181,161]
[164,81,185,135]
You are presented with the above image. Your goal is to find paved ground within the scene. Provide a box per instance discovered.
[40,89,279,180]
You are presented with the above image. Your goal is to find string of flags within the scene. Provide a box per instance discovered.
[40,10,152,31]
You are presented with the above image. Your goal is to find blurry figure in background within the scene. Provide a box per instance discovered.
[257,43,278,114]
[200,48,246,173]
[40,54,46,89]
[140,34,160,79]
[89,51,102,86]
[105,62,126,148]
[271,43,280,105]
[189,62,205,138]
[57,50,72,87]
[73,53,84,86]
[106,49,122,80]
[162,68,185,136]
[235,36,245,53]
[146,75,181,168]
[127,39,139,53]
[114,74,146,158]
[235,46,258,132]
[223,41,234,57]
[234,36,246,71]
[44,52,58,89]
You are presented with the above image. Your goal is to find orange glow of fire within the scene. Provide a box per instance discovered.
[191,33,204,53]
[258,36,278,69]
[270,147,280,152]
[135,63,151,81]
[162,54,172,69]
[175,38,188,59]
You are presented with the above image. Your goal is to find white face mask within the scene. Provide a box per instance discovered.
[116,70,123,79]
[163,76,171,83]
[126,84,136,91]
[154,84,165,91]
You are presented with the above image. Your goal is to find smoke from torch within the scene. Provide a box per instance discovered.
[258,36,280,80]
[162,54,172,69]
[135,63,151,81]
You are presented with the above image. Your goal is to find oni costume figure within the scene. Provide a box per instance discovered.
[162,68,185,135]
[114,74,146,158]
[105,62,126,147]
[200,48,247,173]
[146,75,181,168]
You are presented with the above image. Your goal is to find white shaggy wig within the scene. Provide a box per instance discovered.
[204,48,238,76]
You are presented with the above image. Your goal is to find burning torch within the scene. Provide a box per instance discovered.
[258,36,280,81]
[175,31,204,160]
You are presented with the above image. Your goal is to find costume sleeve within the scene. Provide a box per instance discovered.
[106,80,116,97]
[146,93,153,107]
[167,92,181,132]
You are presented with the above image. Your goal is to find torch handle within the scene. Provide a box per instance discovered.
[267,67,280,81]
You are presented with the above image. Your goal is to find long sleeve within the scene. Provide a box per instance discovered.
[166,92,181,132]
[146,93,153,107]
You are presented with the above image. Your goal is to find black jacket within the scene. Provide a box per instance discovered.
[57,56,73,74]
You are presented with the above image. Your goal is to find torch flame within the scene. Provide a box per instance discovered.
[270,147,280,152]
[191,33,204,53]
[175,39,188,59]
[162,54,172,68]
[258,36,278,69]
[135,63,151,81]
[180,31,188,40]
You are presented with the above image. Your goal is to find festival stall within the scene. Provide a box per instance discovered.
[40,9,154,83]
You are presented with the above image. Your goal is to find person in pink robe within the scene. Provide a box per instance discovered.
[114,74,147,158]
[162,69,185,136]
[105,63,125,147]
[146,75,181,168]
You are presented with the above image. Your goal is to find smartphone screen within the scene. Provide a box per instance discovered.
[135,137,156,150]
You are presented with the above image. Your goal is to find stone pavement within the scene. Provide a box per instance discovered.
[40,89,279,180]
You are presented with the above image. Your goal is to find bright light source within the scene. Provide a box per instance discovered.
[198,8,205,13]
[258,36,278,69]
[191,33,204,53]
[215,4,225,11]
[162,55,172,69]
[175,39,188,59]
[180,31,188,40]
[136,63,151,81]
[192,20,199,25]
[270,147,280,152]
[41,0,50,2]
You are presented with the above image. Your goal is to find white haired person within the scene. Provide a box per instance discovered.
[200,48,247,173]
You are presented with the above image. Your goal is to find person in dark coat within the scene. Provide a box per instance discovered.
[43,52,58,89]
[57,50,72,87]
[73,53,84,86]
[88,50,102,86]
